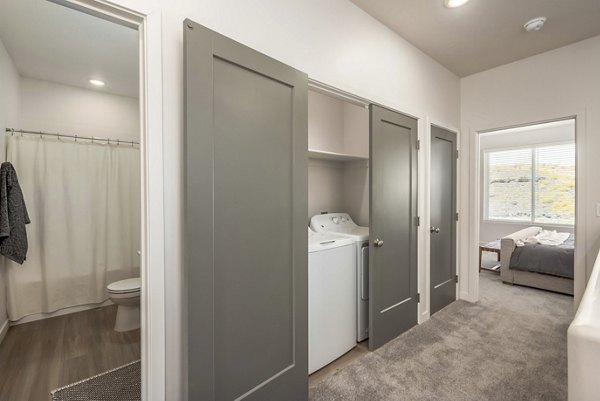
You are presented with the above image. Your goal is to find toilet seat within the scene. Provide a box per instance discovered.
[107,277,141,294]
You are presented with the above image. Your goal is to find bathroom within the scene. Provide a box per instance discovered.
[0,0,142,399]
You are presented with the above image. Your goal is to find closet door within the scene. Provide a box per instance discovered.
[430,126,457,315]
[184,20,308,401]
[369,104,418,351]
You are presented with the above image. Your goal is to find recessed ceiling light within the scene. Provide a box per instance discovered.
[444,0,470,8]
[89,79,105,86]
[524,17,547,32]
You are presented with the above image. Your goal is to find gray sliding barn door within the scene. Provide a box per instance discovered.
[184,20,308,401]
[369,104,419,351]
[430,126,457,315]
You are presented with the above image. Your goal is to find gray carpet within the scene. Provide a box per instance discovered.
[310,272,573,401]
[51,360,140,401]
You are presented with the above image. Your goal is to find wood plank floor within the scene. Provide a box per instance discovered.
[0,305,140,401]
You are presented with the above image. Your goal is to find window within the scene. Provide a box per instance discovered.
[485,143,575,225]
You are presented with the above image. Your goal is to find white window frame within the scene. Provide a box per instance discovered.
[482,140,575,227]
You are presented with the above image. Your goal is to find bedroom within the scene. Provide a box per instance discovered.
[478,119,576,295]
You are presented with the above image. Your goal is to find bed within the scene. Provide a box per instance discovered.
[500,226,574,295]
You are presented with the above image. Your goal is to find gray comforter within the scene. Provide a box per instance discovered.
[509,234,574,279]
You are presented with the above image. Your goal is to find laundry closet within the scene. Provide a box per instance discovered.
[184,21,420,399]
[306,88,371,373]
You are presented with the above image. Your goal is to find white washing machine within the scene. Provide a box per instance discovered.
[308,228,356,374]
[310,213,370,342]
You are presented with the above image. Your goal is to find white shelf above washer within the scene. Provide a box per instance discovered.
[308,149,368,162]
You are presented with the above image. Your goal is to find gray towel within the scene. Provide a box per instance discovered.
[0,162,30,264]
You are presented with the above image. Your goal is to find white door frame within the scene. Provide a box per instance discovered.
[467,111,587,307]
[48,1,165,400]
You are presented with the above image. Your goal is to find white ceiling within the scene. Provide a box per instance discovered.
[0,0,139,98]
[350,0,600,77]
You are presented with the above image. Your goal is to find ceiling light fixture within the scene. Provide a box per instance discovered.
[524,17,547,32]
[89,79,105,86]
[444,0,470,8]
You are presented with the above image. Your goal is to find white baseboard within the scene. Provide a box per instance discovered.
[11,300,114,326]
[0,319,9,345]
[459,290,471,301]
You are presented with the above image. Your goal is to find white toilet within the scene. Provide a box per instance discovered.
[107,277,141,332]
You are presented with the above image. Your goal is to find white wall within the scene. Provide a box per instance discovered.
[0,38,19,156]
[479,120,575,242]
[19,77,139,141]
[308,159,345,221]
[461,35,600,306]
[308,91,344,154]
[107,0,461,398]
[308,159,369,227]
[343,103,369,159]
[0,36,19,342]
[343,160,369,226]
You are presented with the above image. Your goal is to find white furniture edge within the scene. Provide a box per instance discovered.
[568,249,600,401]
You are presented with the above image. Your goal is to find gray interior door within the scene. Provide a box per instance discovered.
[430,126,457,315]
[184,20,308,401]
[369,104,418,351]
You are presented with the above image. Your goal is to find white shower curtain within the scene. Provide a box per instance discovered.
[4,135,140,321]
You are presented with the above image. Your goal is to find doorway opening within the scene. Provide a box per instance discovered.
[0,0,159,399]
[476,119,577,298]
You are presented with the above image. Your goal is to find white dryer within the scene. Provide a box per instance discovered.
[310,213,370,342]
[308,228,356,374]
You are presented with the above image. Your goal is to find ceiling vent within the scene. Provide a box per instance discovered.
[524,17,547,32]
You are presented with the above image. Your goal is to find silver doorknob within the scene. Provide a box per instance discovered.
[430,227,440,234]
[374,239,384,247]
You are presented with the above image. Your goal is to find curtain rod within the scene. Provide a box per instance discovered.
[5,128,139,146]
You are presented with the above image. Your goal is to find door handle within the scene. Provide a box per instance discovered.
[374,238,384,247]
[430,227,440,234]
